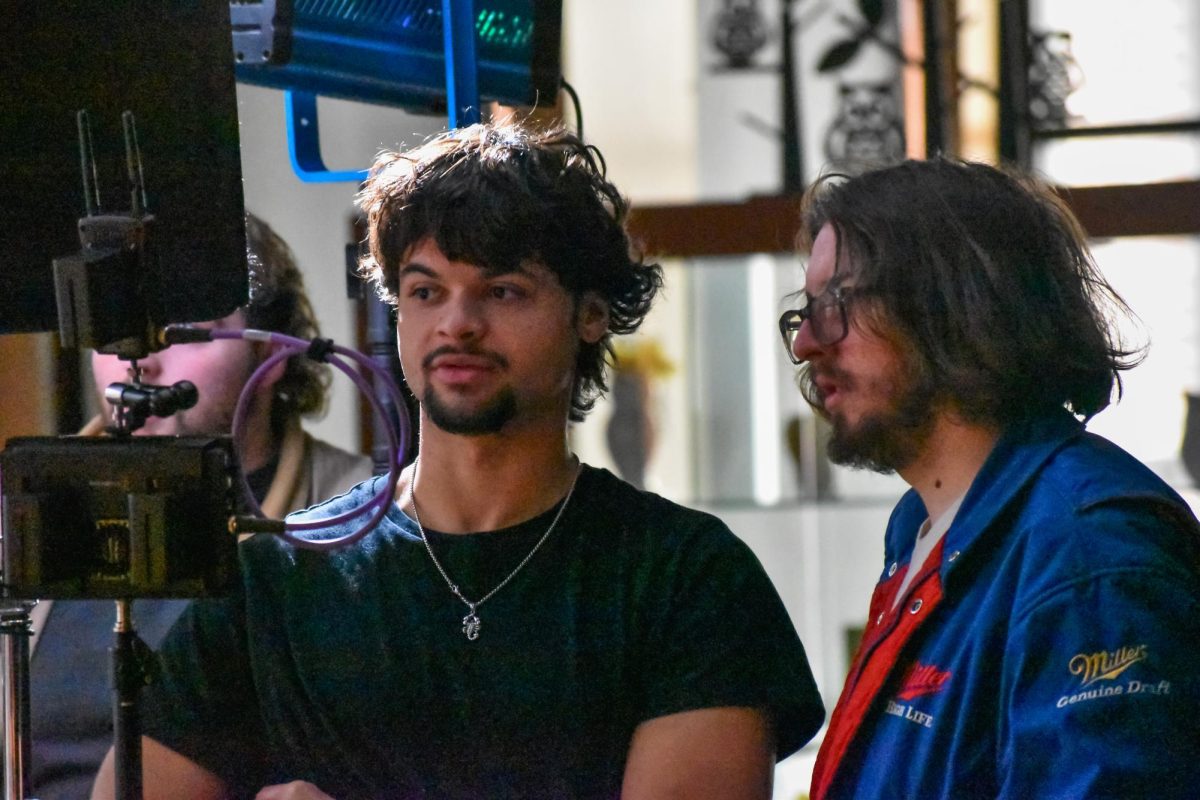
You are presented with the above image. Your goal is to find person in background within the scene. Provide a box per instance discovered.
[93,122,825,800]
[31,213,372,800]
[781,158,1200,799]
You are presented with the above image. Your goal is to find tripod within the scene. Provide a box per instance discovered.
[0,598,154,800]
[0,601,35,800]
[111,600,156,800]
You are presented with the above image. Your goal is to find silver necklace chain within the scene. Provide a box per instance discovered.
[408,459,583,641]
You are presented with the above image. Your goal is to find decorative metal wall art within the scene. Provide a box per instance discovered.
[711,0,771,69]
[824,80,905,171]
[1028,30,1083,130]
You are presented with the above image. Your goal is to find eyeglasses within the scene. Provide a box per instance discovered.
[778,286,868,364]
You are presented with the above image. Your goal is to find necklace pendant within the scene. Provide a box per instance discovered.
[412,461,582,646]
[462,608,482,641]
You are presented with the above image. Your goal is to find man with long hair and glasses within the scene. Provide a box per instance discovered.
[93,122,824,800]
[782,159,1200,799]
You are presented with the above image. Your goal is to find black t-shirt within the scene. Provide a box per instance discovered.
[242,455,280,511]
[142,466,823,799]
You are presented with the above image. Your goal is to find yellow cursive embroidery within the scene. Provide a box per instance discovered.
[1069,645,1147,686]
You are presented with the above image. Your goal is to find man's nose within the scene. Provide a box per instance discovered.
[438,296,486,341]
[133,350,162,381]
[790,318,822,364]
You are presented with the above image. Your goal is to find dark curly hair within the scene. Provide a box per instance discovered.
[242,213,329,433]
[356,122,663,422]
[798,158,1144,426]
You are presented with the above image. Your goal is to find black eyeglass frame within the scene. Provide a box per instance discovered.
[778,286,868,364]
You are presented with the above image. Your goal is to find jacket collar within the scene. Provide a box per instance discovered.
[882,409,1086,574]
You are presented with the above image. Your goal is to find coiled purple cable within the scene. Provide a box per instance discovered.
[211,328,413,551]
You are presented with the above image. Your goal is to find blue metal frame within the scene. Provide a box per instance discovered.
[444,0,481,127]
[284,90,370,183]
[284,0,482,183]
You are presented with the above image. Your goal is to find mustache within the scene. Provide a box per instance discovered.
[800,362,853,413]
[422,345,509,370]
[812,364,853,389]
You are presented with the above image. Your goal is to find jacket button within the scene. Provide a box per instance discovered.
[909,598,923,614]
[887,562,898,576]
[948,550,961,562]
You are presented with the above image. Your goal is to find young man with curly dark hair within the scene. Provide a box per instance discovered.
[94,123,824,800]
[781,159,1200,799]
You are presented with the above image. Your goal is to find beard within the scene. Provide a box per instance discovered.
[418,344,519,436]
[817,356,938,474]
[423,385,517,435]
[169,400,238,437]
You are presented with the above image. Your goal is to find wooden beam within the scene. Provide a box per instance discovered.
[628,180,1200,259]
[1057,181,1200,239]
[627,195,804,259]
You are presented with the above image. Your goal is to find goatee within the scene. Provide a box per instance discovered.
[423,386,517,435]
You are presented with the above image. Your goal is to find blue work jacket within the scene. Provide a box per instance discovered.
[813,410,1200,799]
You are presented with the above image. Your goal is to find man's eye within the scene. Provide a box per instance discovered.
[490,285,524,300]
[410,286,434,300]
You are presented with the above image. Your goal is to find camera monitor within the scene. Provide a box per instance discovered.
[0,0,247,335]
[1,436,240,599]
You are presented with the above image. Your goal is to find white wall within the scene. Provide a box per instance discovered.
[560,0,699,203]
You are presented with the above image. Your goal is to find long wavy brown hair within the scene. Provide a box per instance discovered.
[797,158,1143,427]
[243,213,329,433]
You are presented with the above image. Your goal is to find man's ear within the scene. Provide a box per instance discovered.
[576,293,610,345]
[253,344,288,393]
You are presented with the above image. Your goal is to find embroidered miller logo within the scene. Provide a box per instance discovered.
[897,662,953,701]
[1069,644,1147,687]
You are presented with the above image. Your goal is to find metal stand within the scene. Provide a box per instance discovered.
[111,600,152,800]
[0,601,36,800]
